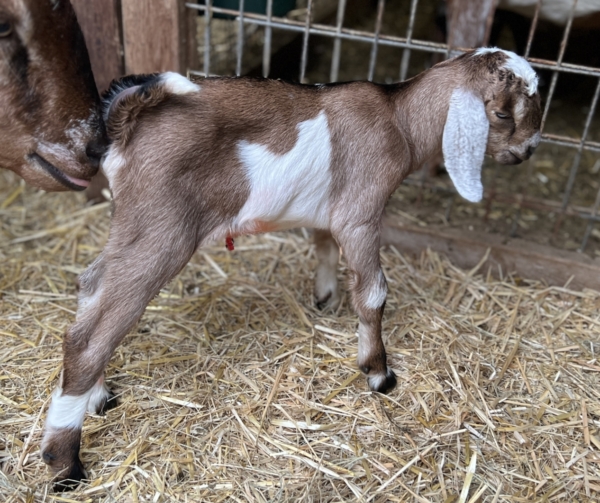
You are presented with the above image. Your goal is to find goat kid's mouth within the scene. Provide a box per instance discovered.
[495,150,524,165]
[29,153,91,191]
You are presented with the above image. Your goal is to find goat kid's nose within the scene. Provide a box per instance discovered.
[86,136,109,167]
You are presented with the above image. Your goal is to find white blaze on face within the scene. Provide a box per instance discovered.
[234,110,333,232]
[513,96,526,121]
[474,47,539,96]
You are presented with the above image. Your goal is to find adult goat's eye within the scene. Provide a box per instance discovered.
[0,21,12,37]
[495,112,511,119]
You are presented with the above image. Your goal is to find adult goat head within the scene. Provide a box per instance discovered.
[0,0,107,191]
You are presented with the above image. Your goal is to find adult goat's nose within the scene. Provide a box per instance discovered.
[86,136,108,167]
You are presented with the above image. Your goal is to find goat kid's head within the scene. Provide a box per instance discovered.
[442,48,542,203]
[0,0,107,191]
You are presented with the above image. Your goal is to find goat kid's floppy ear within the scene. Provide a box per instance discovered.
[442,88,489,203]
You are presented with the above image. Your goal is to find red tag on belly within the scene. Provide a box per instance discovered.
[226,236,235,251]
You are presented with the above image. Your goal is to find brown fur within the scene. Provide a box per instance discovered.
[41,427,86,491]
[42,50,542,487]
[0,0,106,191]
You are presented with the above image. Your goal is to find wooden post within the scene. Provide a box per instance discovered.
[121,0,197,75]
[71,0,124,92]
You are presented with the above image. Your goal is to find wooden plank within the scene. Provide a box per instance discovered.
[71,0,124,92]
[380,219,600,291]
[121,0,197,74]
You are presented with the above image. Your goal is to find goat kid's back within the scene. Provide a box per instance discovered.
[102,74,410,242]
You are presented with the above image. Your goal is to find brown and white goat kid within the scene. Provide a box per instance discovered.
[0,0,106,191]
[41,48,542,487]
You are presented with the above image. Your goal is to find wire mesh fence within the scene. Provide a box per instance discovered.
[185,0,600,255]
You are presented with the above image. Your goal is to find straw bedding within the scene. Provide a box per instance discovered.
[1,171,599,502]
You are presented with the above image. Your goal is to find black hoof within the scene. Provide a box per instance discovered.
[315,292,332,310]
[53,458,87,492]
[367,368,397,394]
[98,389,118,415]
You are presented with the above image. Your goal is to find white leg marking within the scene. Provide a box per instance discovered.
[357,323,372,365]
[45,387,93,430]
[367,373,389,390]
[86,376,113,414]
[365,270,387,310]
[160,72,201,95]
[315,265,339,303]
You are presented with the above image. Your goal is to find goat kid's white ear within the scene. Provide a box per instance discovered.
[442,88,489,203]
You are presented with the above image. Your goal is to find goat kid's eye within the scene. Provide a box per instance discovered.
[495,112,511,120]
[0,21,12,37]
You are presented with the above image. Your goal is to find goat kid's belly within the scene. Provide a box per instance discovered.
[205,111,333,244]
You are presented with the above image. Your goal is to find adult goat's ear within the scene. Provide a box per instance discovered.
[442,88,489,203]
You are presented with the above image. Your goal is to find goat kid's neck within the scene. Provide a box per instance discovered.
[391,66,461,170]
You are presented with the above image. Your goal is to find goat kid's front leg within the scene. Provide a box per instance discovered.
[314,229,341,310]
[335,225,396,393]
[41,223,197,489]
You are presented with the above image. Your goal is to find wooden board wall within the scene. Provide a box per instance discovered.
[381,220,600,291]
[121,0,197,75]
[71,0,124,93]
[72,0,197,90]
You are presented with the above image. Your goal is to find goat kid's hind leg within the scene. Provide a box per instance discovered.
[41,225,197,489]
[335,225,396,393]
[314,229,341,310]
[78,255,118,417]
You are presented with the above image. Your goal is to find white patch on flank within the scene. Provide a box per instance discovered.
[101,146,126,186]
[161,72,201,95]
[443,88,488,203]
[475,47,538,96]
[86,376,112,414]
[365,270,387,310]
[45,387,93,430]
[233,111,332,233]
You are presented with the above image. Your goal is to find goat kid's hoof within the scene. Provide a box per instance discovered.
[97,389,118,415]
[314,291,341,311]
[366,368,397,394]
[50,458,87,492]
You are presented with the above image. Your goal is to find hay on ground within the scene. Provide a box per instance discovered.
[1,171,599,502]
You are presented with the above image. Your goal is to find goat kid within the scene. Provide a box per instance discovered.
[41,48,542,488]
[0,0,107,191]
